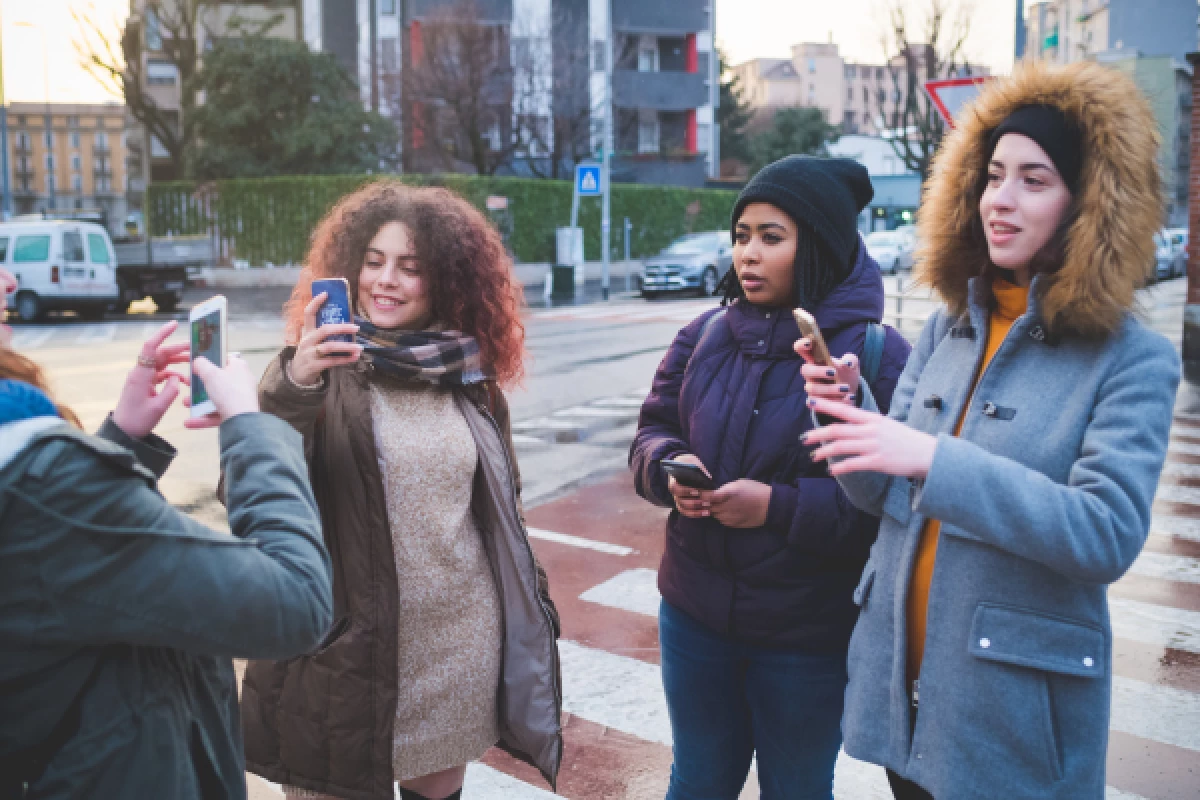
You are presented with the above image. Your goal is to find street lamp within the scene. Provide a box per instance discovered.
[15,21,52,212]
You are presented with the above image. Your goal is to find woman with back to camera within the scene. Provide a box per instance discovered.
[0,268,333,799]
[801,62,1180,799]
[630,155,911,799]
[240,180,561,800]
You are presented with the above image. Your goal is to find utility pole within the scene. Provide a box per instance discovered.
[1014,0,1026,61]
[600,0,612,301]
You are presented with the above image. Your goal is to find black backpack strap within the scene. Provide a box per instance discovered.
[861,321,885,386]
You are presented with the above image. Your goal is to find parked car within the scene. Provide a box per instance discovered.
[1155,230,1182,282]
[0,219,120,322]
[112,235,210,312]
[640,231,734,298]
[1166,228,1188,279]
[864,230,914,275]
[891,225,919,271]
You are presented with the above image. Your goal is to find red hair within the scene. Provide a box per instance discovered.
[284,180,526,386]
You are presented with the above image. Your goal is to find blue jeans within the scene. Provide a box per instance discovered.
[659,601,847,800]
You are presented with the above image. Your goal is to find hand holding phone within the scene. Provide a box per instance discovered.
[661,458,716,490]
[312,278,354,343]
[189,295,227,418]
[291,283,363,386]
[793,308,860,409]
[183,353,261,429]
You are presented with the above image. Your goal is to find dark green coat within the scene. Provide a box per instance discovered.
[0,413,332,799]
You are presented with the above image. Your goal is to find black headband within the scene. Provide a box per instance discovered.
[988,104,1083,193]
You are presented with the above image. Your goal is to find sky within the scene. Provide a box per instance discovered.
[0,0,1018,106]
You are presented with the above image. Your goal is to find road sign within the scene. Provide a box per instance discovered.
[924,76,993,128]
[576,164,602,197]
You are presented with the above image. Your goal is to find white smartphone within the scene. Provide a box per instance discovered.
[189,295,227,418]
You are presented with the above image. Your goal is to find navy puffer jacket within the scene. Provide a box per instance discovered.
[630,243,911,651]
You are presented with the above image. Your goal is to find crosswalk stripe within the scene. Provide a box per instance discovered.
[584,567,1200,658]
[1111,675,1200,752]
[1161,461,1200,480]
[12,328,55,348]
[1151,514,1200,543]
[1105,789,1150,800]
[1110,597,1200,655]
[526,527,634,556]
[74,324,117,344]
[462,763,558,798]
[1168,441,1200,458]
[1156,483,1200,506]
[1129,550,1200,584]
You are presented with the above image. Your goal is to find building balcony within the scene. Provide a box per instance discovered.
[614,69,708,112]
[613,0,707,35]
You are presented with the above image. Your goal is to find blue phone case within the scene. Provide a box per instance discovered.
[312,279,354,343]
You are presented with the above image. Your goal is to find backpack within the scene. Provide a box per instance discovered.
[692,308,887,386]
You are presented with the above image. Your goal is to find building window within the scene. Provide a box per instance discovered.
[638,42,658,72]
[697,123,710,154]
[45,154,55,171]
[807,58,816,73]
[44,131,54,148]
[877,88,886,103]
[380,37,398,73]
[14,131,30,149]
[145,9,163,50]
[45,175,55,194]
[638,114,660,154]
[72,155,81,172]
[893,89,901,102]
[70,131,81,149]
[863,86,869,104]
[844,111,857,129]
[844,65,855,79]
[72,174,83,192]
[95,131,110,150]
[592,41,607,72]
[861,66,870,78]
[147,60,179,86]
[847,87,853,102]
[876,67,884,80]
[380,0,396,14]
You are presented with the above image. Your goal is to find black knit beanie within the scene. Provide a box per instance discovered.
[731,155,874,272]
[987,104,1083,193]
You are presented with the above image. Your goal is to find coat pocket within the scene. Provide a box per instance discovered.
[966,604,1106,784]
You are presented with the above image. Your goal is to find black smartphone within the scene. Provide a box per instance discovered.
[312,277,354,343]
[661,458,716,491]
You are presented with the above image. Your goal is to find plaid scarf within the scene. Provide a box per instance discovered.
[355,317,492,386]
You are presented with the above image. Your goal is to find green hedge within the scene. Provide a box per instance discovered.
[148,174,738,266]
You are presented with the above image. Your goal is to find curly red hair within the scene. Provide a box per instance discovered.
[284,180,526,386]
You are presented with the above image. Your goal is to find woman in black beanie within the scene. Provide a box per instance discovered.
[630,155,911,799]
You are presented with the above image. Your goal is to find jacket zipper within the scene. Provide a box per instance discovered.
[475,401,565,779]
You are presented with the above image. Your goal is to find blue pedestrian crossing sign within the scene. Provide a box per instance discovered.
[576,164,602,197]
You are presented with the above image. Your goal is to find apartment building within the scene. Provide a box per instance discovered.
[1024,0,1196,64]
[5,103,131,226]
[732,41,983,137]
[302,0,718,185]
[129,0,300,182]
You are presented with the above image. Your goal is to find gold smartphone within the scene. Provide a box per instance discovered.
[792,308,832,366]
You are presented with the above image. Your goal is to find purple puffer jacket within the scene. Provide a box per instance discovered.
[630,244,911,651]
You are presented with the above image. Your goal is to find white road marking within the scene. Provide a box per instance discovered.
[558,639,673,744]
[11,328,55,348]
[1151,514,1200,544]
[74,323,117,344]
[1160,461,1200,480]
[1110,597,1200,655]
[580,568,661,616]
[1111,675,1200,752]
[461,763,559,798]
[1105,789,1150,800]
[552,405,638,418]
[1129,550,1200,585]
[526,527,634,556]
[1156,483,1200,506]
[1168,441,1200,458]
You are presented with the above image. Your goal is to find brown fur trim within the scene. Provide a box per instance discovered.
[914,60,1163,338]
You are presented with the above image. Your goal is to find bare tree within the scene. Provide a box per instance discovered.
[389,1,518,175]
[874,0,977,180]
[73,1,284,180]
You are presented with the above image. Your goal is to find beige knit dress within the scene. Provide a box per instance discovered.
[369,380,504,782]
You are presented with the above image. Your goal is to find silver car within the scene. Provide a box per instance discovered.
[640,231,734,298]
[864,230,915,275]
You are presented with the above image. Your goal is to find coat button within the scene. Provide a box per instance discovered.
[916,753,923,759]
[979,637,991,649]
[982,401,997,417]
[1083,656,1094,668]
[753,409,759,415]
[758,339,765,347]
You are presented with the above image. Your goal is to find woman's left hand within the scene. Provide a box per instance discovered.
[112,320,191,439]
[804,397,938,479]
[710,479,772,528]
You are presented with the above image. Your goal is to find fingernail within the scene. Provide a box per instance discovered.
[826,369,836,378]
[839,385,851,393]
[807,398,817,408]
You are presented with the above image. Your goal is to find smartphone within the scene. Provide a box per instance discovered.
[189,295,227,418]
[792,308,832,366]
[661,458,716,491]
[312,278,354,343]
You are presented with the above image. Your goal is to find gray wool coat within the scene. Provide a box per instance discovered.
[831,275,1180,799]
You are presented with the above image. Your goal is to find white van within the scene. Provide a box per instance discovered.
[0,219,120,322]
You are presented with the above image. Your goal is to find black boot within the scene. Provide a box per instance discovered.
[398,788,461,800]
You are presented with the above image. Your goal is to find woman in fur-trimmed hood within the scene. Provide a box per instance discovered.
[797,60,1181,799]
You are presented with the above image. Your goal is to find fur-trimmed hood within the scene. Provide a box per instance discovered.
[915,60,1163,338]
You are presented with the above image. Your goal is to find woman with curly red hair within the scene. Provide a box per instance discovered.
[240,181,562,800]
